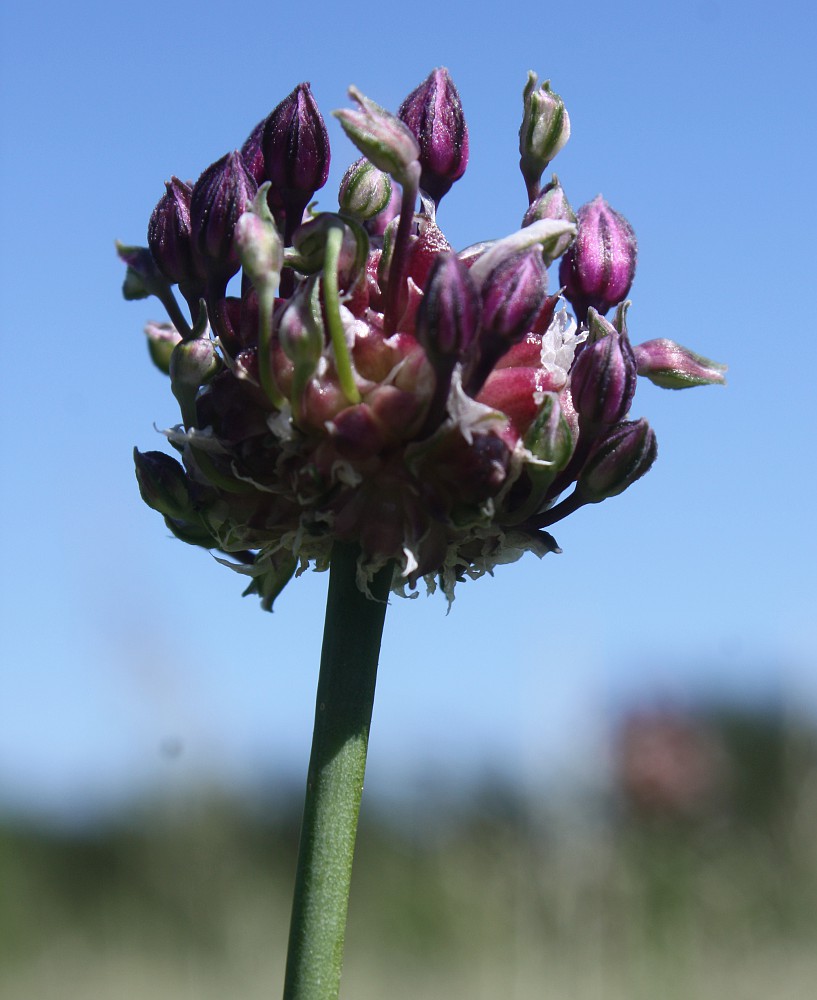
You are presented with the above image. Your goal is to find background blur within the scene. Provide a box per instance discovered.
[2,0,816,996]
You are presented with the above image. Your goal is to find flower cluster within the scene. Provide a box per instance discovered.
[122,69,725,609]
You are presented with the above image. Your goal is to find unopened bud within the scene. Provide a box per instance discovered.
[578,418,657,502]
[133,448,195,521]
[169,335,220,389]
[117,242,168,301]
[415,252,480,364]
[398,67,469,204]
[339,157,393,220]
[235,184,284,292]
[144,320,182,375]
[559,195,637,322]
[634,339,727,389]
[481,247,548,344]
[277,276,324,372]
[334,86,420,185]
[519,72,570,202]
[524,392,574,471]
[148,177,201,286]
[262,83,331,206]
[190,151,257,284]
[522,174,576,258]
[570,325,637,427]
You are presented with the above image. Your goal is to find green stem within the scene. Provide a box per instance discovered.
[283,543,392,1000]
[323,224,361,404]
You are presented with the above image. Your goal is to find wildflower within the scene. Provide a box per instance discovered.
[123,69,724,609]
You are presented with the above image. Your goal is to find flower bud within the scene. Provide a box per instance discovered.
[415,252,480,365]
[519,72,570,202]
[277,276,324,372]
[240,117,267,185]
[481,247,548,344]
[133,448,195,521]
[338,157,393,220]
[364,182,401,237]
[524,392,574,471]
[148,177,202,286]
[334,86,420,185]
[578,418,657,502]
[117,242,168,301]
[559,195,637,322]
[169,335,220,389]
[585,307,618,344]
[144,320,182,375]
[190,151,257,284]
[235,184,284,293]
[569,326,637,427]
[397,67,469,205]
[633,339,727,389]
[262,83,331,207]
[522,174,576,258]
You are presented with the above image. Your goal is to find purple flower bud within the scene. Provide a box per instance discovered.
[339,157,393,221]
[522,174,576,258]
[190,151,257,284]
[559,196,637,322]
[398,67,469,205]
[578,418,657,502]
[415,252,480,364]
[262,83,331,207]
[240,117,267,185]
[334,86,420,185]
[519,72,570,203]
[569,325,637,427]
[633,339,727,389]
[481,247,548,344]
[133,448,195,521]
[148,177,202,286]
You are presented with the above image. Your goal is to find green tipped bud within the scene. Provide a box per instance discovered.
[333,86,420,185]
[633,339,727,389]
[519,73,571,203]
[235,183,284,293]
[524,393,575,472]
[144,321,182,375]
[169,335,220,389]
[133,448,196,521]
[339,157,393,220]
[277,275,324,374]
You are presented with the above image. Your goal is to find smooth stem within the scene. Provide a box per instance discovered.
[283,543,392,1000]
[383,163,420,337]
[322,225,361,404]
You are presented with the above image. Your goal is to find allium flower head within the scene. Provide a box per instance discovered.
[123,70,725,609]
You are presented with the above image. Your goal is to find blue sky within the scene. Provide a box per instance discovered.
[1,0,815,826]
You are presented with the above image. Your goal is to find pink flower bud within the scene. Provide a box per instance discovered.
[398,67,469,204]
[569,324,637,427]
[559,196,637,322]
[578,418,657,502]
[633,339,727,389]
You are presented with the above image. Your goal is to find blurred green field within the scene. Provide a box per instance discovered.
[3,710,817,999]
